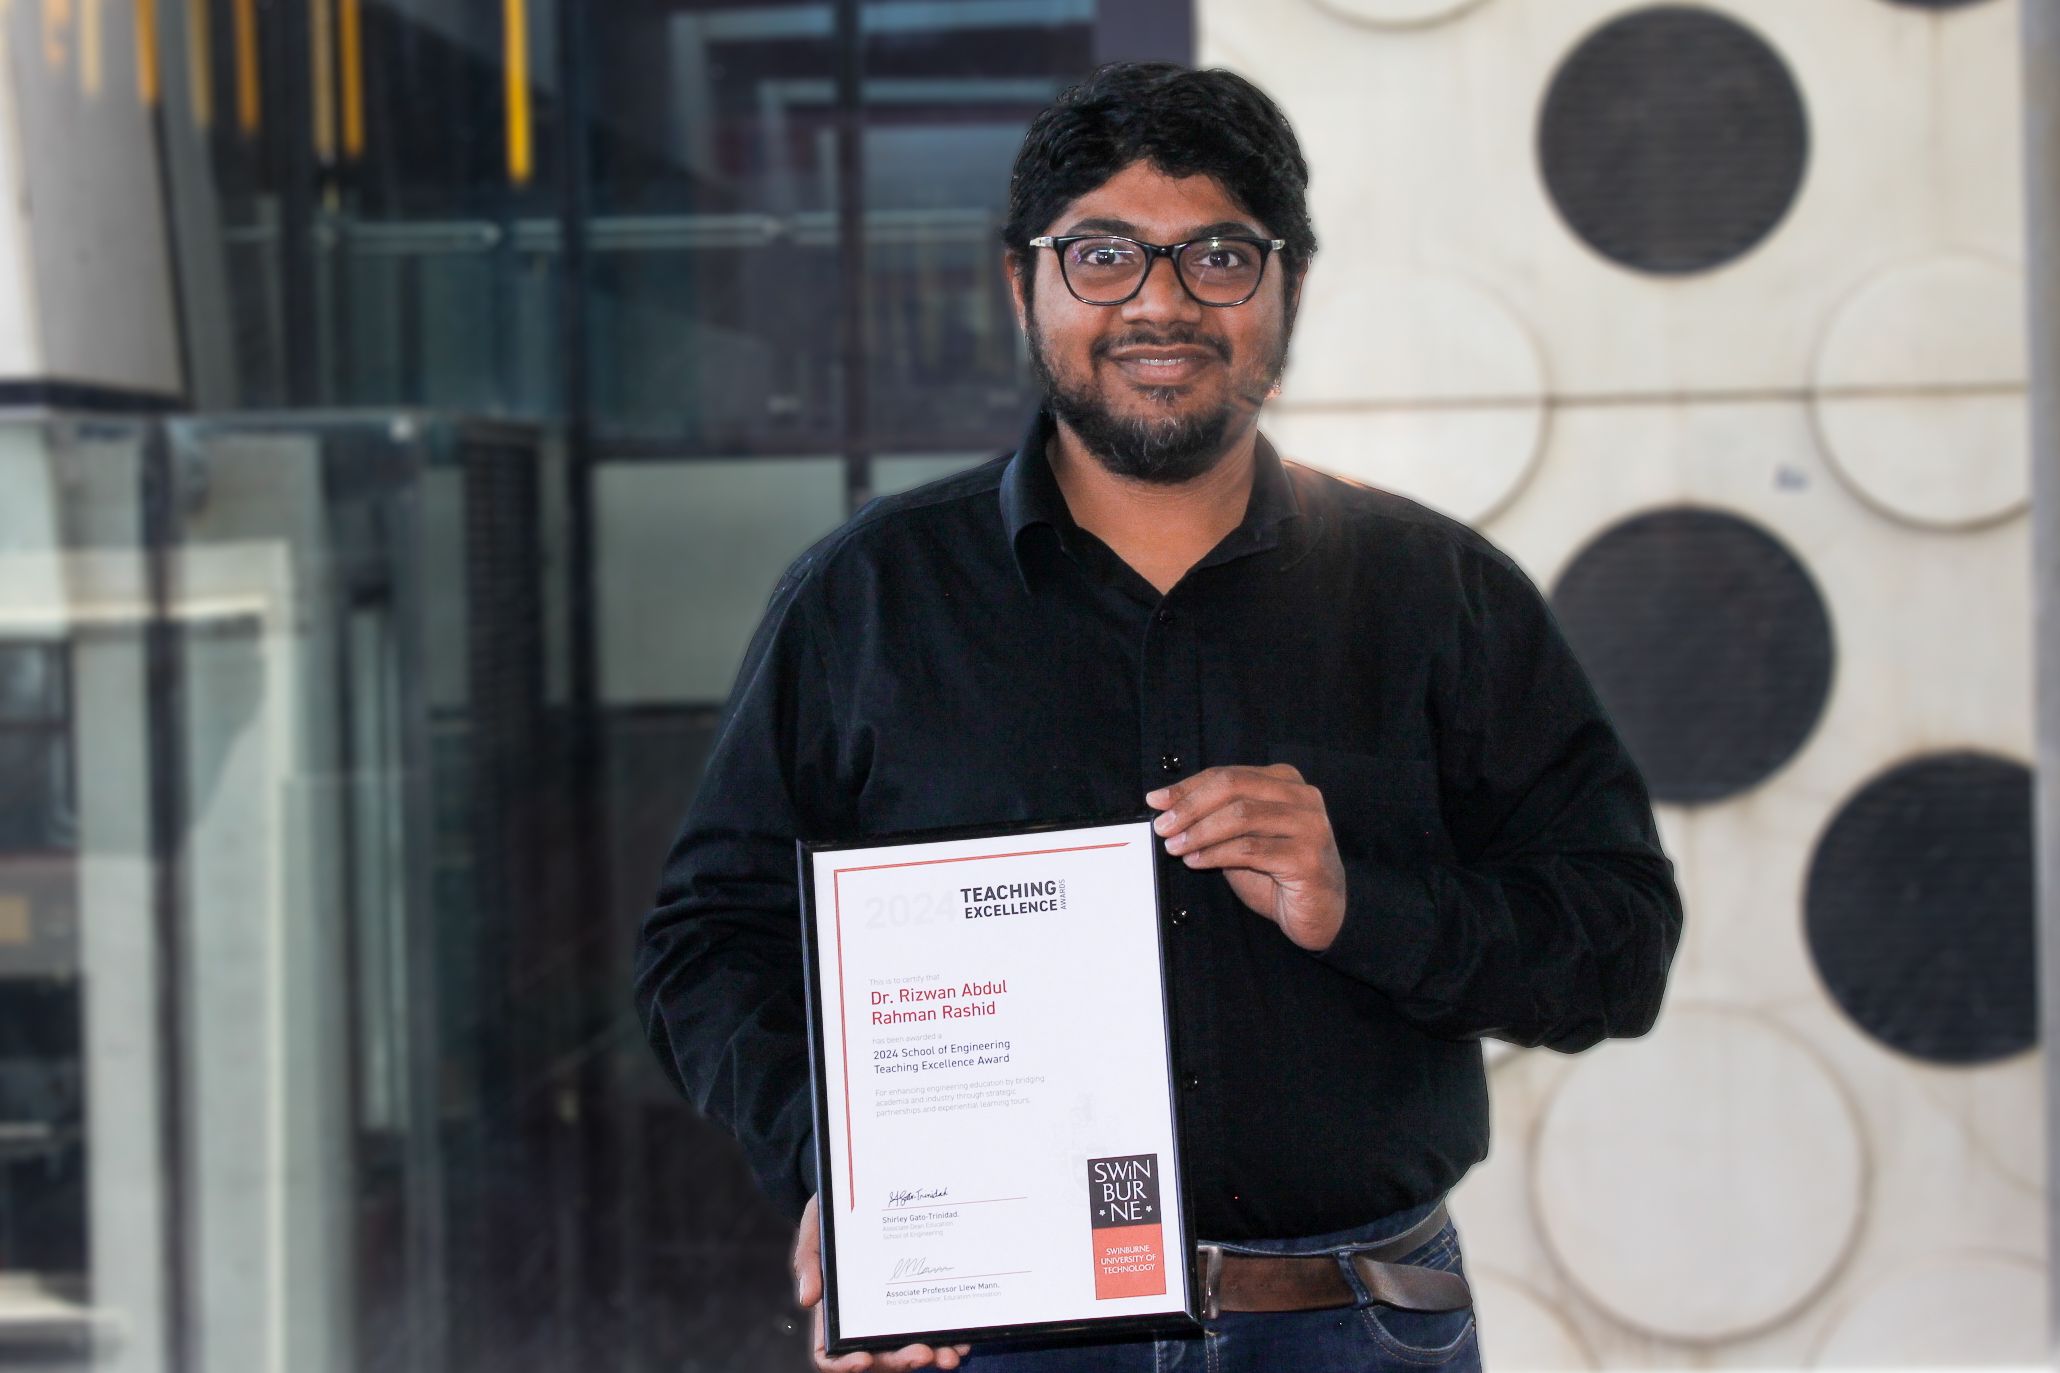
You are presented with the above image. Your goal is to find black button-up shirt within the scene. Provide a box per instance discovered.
[634,410,1683,1242]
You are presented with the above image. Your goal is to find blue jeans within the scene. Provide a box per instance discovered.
[964,1197,1481,1371]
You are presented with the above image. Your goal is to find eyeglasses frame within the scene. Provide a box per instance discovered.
[1027,233,1291,308]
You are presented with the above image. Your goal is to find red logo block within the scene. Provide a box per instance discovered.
[1088,1154,1166,1300]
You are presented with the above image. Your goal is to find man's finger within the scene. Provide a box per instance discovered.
[1178,833,1299,874]
[1148,766,1309,832]
[1161,796,1303,856]
[813,1299,879,1372]
[1146,764,1256,813]
[1154,776,1316,846]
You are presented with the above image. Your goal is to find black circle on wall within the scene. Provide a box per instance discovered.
[1538,6,1809,274]
[1549,507,1833,804]
[1805,752,2036,1064]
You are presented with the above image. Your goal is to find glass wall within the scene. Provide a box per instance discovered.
[8,2,1191,1370]
[0,418,153,1365]
[160,0,1182,462]
[0,412,586,1372]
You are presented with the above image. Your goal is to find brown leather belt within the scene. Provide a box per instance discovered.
[1194,1203,1473,1320]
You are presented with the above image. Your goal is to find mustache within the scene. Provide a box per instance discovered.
[1091,329,1232,364]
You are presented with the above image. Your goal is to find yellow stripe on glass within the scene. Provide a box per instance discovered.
[77,0,99,94]
[503,0,530,185]
[233,0,257,135]
[42,0,71,74]
[339,0,362,158]
[135,0,159,105]
[185,0,212,129]
[308,0,333,161]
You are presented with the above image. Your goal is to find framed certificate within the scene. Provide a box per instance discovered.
[798,816,1200,1355]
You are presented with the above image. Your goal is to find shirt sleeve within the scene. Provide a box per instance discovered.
[1314,541,1685,1053]
[630,557,844,1221]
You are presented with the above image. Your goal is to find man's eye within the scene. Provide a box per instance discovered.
[1072,243,1137,267]
[1198,246,1251,270]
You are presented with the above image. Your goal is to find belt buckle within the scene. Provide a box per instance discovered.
[1196,1244,1225,1321]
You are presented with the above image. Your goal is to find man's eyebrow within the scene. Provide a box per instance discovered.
[1059,216,1267,239]
[1062,216,1142,236]
[1190,220,1264,239]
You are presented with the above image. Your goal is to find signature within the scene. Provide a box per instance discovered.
[887,1186,950,1208]
[891,1256,956,1281]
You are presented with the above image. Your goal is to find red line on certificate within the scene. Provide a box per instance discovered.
[830,839,1133,1213]
[886,1269,1033,1286]
[838,841,1130,875]
[834,867,856,1211]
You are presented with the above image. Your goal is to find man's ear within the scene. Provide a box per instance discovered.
[1004,250,1030,333]
[1282,259,1308,336]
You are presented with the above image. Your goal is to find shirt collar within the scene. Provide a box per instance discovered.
[999,407,1306,588]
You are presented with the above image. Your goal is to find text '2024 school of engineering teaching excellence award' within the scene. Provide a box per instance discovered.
[798,816,1199,1354]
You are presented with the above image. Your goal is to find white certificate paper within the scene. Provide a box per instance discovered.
[799,818,1197,1353]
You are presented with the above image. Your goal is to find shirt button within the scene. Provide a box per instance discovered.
[1168,907,1190,926]
[1156,607,1174,624]
[1182,1074,1201,1092]
[1160,754,1182,773]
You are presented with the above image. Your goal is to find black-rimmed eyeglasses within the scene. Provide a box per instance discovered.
[1028,234,1289,308]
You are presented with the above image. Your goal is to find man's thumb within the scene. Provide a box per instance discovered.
[795,1195,824,1306]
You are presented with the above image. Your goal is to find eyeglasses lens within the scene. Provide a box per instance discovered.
[1062,239,1147,303]
[1176,239,1265,303]
[1060,237,1266,305]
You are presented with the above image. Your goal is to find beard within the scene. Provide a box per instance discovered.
[1026,311,1292,486]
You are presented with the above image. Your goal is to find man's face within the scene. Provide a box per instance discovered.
[1011,160,1300,484]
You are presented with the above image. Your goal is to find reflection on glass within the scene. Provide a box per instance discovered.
[158,413,567,1371]
[583,2,845,445]
[164,0,568,414]
[0,418,152,1349]
[0,643,73,855]
[598,457,848,703]
[860,1,1093,449]
[0,413,577,1369]
[0,642,58,720]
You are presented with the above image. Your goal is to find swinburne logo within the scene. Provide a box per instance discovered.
[1087,1153,1166,1300]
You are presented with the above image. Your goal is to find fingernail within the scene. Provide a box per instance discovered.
[1145,788,1169,807]
[1152,811,1175,833]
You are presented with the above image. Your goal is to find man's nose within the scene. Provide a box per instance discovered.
[1120,252,1204,325]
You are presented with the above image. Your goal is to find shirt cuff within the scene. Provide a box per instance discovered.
[1314,855,1440,996]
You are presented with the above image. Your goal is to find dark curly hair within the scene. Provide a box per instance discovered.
[1002,62,1316,298]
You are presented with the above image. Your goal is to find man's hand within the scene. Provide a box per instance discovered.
[795,1193,972,1371]
[1146,764,1348,952]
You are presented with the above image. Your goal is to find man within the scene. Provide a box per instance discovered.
[635,62,1682,1372]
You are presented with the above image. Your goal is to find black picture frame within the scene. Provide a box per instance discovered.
[796,813,1202,1356]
